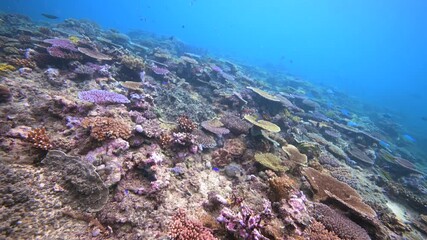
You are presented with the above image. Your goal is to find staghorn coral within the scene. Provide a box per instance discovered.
[254,153,288,172]
[42,150,108,212]
[244,115,281,133]
[26,127,53,150]
[81,117,132,141]
[312,203,371,240]
[303,167,376,219]
[201,119,230,136]
[168,209,217,240]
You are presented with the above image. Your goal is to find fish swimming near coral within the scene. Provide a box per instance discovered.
[41,13,59,19]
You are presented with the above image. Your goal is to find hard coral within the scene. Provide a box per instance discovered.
[177,115,197,133]
[26,127,53,150]
[254,153,288,172]
[201,119,230,136]
[121,55,145,71]
[78,89,130,104]
[220,113,252,135]
[312,203,370,240]
[244,115,281,133]
[168,209,217,240]
[217,201,272,240]
[303,167,376,219]
[268,175,297,202]
[81,117,132,141]
[303,220,341,240]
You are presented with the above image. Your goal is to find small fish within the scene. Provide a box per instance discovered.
[41,13,59,19]
[421,116,427,121]
[181,25,185,29]
[402,134,416,143]
[346,121,358,127]
[212,167,219,172]
[169,36,174,41]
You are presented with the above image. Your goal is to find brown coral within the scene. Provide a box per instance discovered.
[168,209,217,240]
[26,127,53,150]
[303,220,341,240]
[81,117,132,141]
[268,175,297,202]
[177,115,197,133]
[312,203,371,240]
[201,119,230,136]
[121,55,145,71]
[303,167,376,219]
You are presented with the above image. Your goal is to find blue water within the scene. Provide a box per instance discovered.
[2,0,427,162]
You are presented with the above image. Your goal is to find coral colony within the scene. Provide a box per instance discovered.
[0,13,426,240]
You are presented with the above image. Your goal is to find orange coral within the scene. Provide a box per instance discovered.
[159,133,172,148]
[81,117,132,141]
[26,127,53,150]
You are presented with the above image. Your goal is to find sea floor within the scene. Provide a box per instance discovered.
[0,13,426,240]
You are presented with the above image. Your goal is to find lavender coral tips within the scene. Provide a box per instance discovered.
[78,89,130,104]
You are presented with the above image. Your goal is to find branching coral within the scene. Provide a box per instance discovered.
[81,117,132,141]
[177,115,198,133]
[26,127,53,150]
[217,200,272,240]
[121,55,145,71]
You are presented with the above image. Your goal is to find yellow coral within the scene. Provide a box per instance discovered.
[247,86,280,102]
[243,115,281,133]
[0,63,16,73]
[68,36,80,44]
[254,153,288,172]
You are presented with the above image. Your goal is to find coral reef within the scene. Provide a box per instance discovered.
[81,116,132,141]
[312,203,371,240]
[41,150,109,212]
[168,209,217,240]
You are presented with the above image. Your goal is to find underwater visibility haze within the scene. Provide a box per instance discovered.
[0,0,426,239]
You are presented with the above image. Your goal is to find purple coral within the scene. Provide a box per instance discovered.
[150,65,170,75]
[279,191,311,236]
[217,200,272,240]
[78,89,130,104]
[44,38,78,51]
